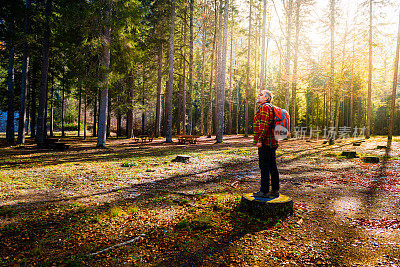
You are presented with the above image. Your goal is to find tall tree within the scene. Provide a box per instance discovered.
[207,1,218,138]
[216,0,229,143]
[366,0,373,139]
[386,10,400,151]
[187,0,194,134]
[259,0,267,91]
[291,0,301,131]
[284,0,293,111]
[155,43,163,138]
[329,0,335,128]
[36,0,53,144]
[165,0,175,143]
[17,0,31,144]
[200,4,207,135]
[97,0,112,147]
[6,20,15,144]
[245,0,251,137]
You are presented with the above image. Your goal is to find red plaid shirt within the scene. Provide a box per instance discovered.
[253,102,278,148]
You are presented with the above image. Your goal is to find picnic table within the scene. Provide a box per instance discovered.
[138,135,154,143]
[176,135,199,144]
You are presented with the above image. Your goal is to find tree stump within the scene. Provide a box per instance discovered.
[362,156,379,163]
[172,155,191,163]
[341,151,358,158]
[239,193,293,220]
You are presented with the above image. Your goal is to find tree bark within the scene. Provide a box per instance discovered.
[329,0,335,128]
[97,0,112,147]
[187,0,194,134]
[84,88,87,139]
[78,84,82,137]
[61,84,65,137]
[366,0,373,139]
[155,43,163,137]
[291,0,300,133]
[18,0,31,144]
[284,0,293,111]
[93,89,97,137]
[36,0,52,144]
[216,0,229,143]
[6,21,15,144]
[207,2,218,138]
[200,8,207,135]
[245,0,252,137]
[49,77,54,137]
[165,0,176,143]
[387,10,400,150]
[259,0,267,91]
[127,73,134,138]
[228,28,233,134]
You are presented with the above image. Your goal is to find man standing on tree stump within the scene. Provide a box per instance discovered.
[253,90,279,198]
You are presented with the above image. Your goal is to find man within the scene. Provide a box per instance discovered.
[253,90,279,198]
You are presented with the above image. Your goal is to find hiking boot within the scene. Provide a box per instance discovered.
[253,191,269,197]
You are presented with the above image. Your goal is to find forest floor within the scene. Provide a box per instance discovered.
[0,135,400,266]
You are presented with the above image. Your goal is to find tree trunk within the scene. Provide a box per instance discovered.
[78,84,82,137]
[6,21,15,144]
[142,69,145,135]
[366,0,373,139]
[329,0,335,128]
[107,95,111,137]
[84,88,87,139]
[181,13,187,135]
[165,0,176,143]
[350,35,355,131]
[207,2,218,138]
[291,0,300,134]
[30,76,36,138]
[187,0,194,134]
[245,0,252,137]
[216,0,229,143]
[93,90,97,137]
[61,84,65,137]
[18,0,31,144]
[127,73,134,138]
[49,77,54,137]
[284,0,293,111]
[97,0,112,147]
[259,0,267,91]
[36,0,52,144]
[155,43,163,138]
[387,10,400,150]
[117,113,121,137]
[228,28,233,134]
[200,10,207,135]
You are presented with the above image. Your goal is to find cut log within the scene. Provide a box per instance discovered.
[353,142,361,146]
[341,151,358,158]
[362,156,379,163]
[377,145,387,149]
[239,193,293,220]
[172,155,191,163]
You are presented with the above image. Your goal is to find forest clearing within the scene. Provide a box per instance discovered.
[2,0,400,265]
[0,135,400,266]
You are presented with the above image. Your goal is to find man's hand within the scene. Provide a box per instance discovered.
[256,142,262,148]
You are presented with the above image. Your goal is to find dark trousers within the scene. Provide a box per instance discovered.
[258,145,279,193]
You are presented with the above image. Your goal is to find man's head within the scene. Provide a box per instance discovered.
[257,90,273,104]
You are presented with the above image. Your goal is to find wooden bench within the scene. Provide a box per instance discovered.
[176,135,199,144]
[138,134,154,143]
